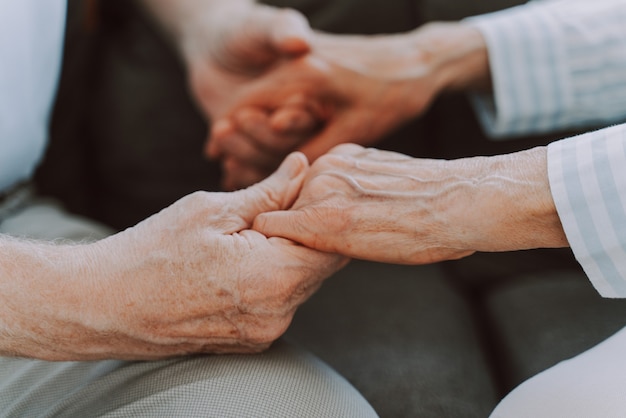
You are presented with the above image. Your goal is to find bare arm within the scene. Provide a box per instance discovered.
[254,145,567,265]
[135,0,313,146]
[137,0,253,42]
[138,0,310,57]
[0,154,346,361]
[0,237,96,359]
[310,22,492,96]
[207,22,493,189]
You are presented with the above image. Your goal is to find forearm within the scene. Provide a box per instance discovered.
[0,236,97,360]
[409,22,492,94]
[137,0,253,54]
[309,22,491,127]
[449,146,568,252]
[254,144,567,265]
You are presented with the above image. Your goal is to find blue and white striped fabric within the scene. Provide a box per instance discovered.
[467,0,626,297]
[548,126,626,298]
[467,0,626,139]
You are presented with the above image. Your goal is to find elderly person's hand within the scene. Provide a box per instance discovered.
[142,0,315,154]
[208,23,491,190]
[0,153,347,361]
[254,144,568,265]
[182,3,313,122]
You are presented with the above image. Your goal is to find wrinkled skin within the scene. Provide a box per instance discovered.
[181,2,313,156]
[1,154,347,361]
[254,144,568,265]
[207,23,490,189]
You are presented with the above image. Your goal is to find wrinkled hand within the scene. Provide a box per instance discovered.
[208,31,436,190]
[182,2,313,145]
[209,23,489,190]
[28,153,347,361]
[254,144,567,265]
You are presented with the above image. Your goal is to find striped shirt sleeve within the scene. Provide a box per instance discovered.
[465,0,626,138]
[548,124,626,298]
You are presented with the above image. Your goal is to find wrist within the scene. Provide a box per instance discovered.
[510,147,569,249]
[140,0,254,58]
[410,22,491,94]
[450,147,568,251]
[311,22,491,121]
[0,238,103,359]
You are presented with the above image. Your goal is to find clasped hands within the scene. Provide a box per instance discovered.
[38,3,564,362]
[14,144,565,362]
[185,1,565,264]
[187,4,467,191]
[13,2,476,363]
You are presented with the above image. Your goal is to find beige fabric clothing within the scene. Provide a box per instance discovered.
[0,198,377,417]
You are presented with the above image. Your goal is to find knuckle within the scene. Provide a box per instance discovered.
[329,143,364,155]
[311,153,346,173]
[256,182,284,210]
[186,190,213,206]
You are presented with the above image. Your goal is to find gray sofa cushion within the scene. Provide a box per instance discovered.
[485,269,626,392]
[286,260,500,418]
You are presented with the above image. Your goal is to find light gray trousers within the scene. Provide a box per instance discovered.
[0,196,377,417]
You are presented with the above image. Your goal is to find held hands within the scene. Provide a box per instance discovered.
[207,30,438,190]
[256,144,475,264]
[181,2,313,150]
[25,154,346,361]
[1,146,565,361]
[206,23,491,190]
[254,144,568,265]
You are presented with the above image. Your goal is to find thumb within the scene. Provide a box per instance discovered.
[269,9,312,55]
[233,152,308,225]
[253,209,306,244]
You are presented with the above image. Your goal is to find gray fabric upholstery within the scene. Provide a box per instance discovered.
[485,270,626,392]
[286,261,500,417]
